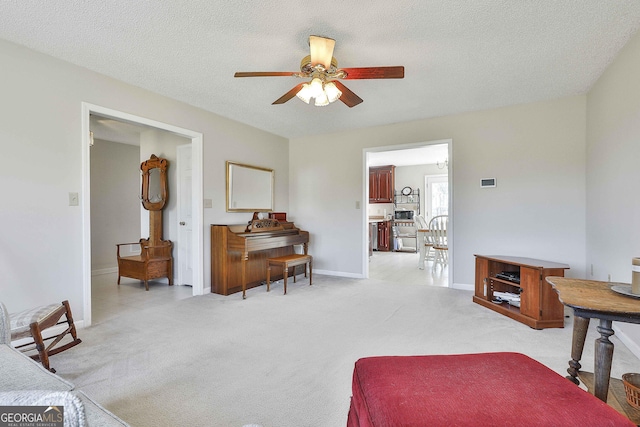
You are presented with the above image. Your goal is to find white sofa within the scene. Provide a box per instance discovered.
[0,302,129,427]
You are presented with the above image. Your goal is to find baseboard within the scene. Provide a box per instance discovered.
[203,286,211,294]
[314,269,365,279]
[451,282,474,291]
[613,324,640,360]
[91,267,117,276]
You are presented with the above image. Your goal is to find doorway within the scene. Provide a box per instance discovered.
[364,140,452,286]
[81,103,204,327]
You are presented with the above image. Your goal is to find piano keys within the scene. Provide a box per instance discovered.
[211,221,309,297]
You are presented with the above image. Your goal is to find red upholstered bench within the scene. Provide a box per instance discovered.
[347,352,634,427]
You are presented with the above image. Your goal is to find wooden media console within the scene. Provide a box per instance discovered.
[473,255,569,329]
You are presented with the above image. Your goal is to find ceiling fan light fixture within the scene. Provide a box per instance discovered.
[314,90,329,107]
[309,77,324,98]
[324,82,342,103]
[295,76,338,106]
[296,83,312,104]
[295,76,341,107]
[235,35,404,108]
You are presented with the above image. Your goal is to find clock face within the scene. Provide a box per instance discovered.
[401,186,412,196]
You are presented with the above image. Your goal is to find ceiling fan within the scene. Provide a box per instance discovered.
[234,35,404,107]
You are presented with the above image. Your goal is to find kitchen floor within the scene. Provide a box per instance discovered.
[369,250,448,286]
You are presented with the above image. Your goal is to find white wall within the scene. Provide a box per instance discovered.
[586,29,640,351]
[367,203,393,219]
[90,139,141,271]
[290,96,587,285]
[0,39,288,318]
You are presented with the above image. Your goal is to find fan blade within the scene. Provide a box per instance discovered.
[309,35,335,69]
[340,66,404,79]
[332,81,363,108]
[272,83,306,105]
[234,72,298,77]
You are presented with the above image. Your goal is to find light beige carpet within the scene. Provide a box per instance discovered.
[53,274,638,427]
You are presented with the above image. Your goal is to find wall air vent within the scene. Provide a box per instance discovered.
[480,178,496,188]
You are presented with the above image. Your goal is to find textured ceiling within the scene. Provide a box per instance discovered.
[1,2,640,139]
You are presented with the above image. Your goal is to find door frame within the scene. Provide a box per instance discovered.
[362,139,453,286]
[81,102,204,327]
[176,143,193,286]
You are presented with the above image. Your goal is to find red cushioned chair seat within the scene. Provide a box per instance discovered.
[348,352,634,427]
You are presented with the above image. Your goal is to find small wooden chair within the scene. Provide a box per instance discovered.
[10,300,82,373]
[266,254,312,294]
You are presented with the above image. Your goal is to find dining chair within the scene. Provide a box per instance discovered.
[428,215,448,266]
[415,215,433,267]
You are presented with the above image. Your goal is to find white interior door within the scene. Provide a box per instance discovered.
[425,175,448,221]
[177,144,193,286]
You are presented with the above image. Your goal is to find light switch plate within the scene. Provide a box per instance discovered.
[203,198,212,208]
[69,192,79,206]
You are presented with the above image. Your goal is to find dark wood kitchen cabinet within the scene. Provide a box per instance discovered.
[369,166,395,203]
[377,220,391,251]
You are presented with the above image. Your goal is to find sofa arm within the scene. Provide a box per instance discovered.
[74,391,130,426]
[0,302,10,345]
[0,390,86,427]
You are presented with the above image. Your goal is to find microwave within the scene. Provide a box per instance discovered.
[394,210,415,220]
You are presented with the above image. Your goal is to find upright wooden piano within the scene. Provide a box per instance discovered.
[211,220,309,298]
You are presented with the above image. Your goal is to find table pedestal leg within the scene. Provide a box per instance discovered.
[567,315,590,385]
[417,231,425,269]
[594,319,614,402]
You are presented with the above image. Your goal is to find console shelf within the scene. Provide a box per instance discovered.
[473,255,570,329]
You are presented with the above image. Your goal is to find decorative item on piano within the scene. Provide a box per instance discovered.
[269,212,287,221]
[246,212,283,232]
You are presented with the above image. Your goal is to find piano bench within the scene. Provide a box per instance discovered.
[266,254,312,294]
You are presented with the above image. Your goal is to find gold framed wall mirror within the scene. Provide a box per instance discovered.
[226,161,274,212]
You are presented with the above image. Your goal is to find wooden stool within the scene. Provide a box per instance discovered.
[10,300,82,373]
[267,254,312,294]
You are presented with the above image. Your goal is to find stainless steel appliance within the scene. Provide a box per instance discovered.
[394,210,415,220]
